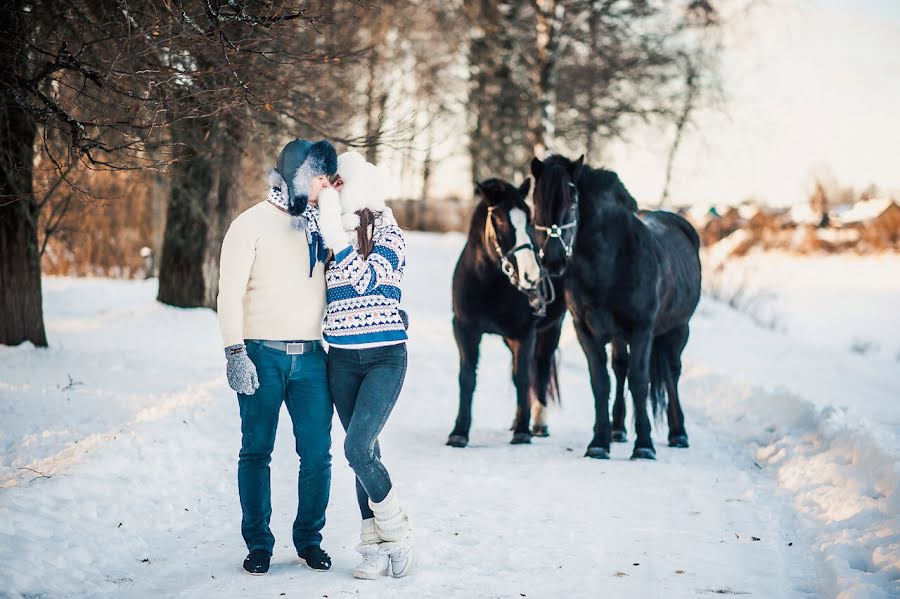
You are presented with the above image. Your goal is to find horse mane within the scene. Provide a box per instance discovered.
[535,156,576,213]
[540,155,638,212]
[578,166,638,211]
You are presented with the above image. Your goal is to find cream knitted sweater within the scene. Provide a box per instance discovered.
[216,201,326,347]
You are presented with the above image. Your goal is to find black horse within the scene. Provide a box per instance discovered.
[449,178,567,447]
[531,154,701,460]
[528,165,638,445]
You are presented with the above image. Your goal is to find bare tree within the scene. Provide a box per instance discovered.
[659,52,699,207]
[464,0,535,184]
[529,0,566,156]
[0,0,371,343]
[1,0,174,346]
[461,0,727,190]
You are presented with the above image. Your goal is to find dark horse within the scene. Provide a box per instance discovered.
[531,154,701,460]
[449,178,568,447]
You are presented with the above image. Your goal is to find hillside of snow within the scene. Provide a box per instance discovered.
[0,233,897,598]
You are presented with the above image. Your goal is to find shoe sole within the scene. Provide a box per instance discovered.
[245,571,267,576]
[353,568,388,580]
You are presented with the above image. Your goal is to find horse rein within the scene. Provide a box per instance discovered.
[484,205,556,317]
[534,181,579,262]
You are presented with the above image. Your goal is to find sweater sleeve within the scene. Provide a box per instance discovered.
[331,224,405,295]
[217,215,257,347]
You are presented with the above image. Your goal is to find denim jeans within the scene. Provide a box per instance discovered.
[328,343,407,519]
[237,341,333,555]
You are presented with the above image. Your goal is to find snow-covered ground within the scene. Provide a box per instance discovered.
[1,234,897,598]
[706,251,900,364]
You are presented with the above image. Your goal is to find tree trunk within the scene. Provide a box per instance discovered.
[157,116,243,309]
[0,3,47,347]
[364,16,389,164]
[532,0,563,157]
[0,160,46,348]
[468,0,526,186]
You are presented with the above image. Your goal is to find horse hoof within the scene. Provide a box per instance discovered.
[611,430,627,443]
[510,432,532,445]
[532,424,550,437]
[447,435,468,448]
[631,446,656,460]
[584,446,610,459]
[668,434,689,448]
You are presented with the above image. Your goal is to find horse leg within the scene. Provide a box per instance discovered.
[610,337,629,443]
[508,330,537,444]
[573,319,612,459]
[663,324,690,448]
[531,401,548,437]
[530,319,563,437]
[628,327,656,460]
[448,317,482,448]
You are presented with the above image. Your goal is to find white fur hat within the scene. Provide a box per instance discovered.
[337,151,386,215]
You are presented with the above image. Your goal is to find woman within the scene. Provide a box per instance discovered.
[315,151,414,579]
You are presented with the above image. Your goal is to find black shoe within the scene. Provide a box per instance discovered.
[298,545,332,571]
[243,550,271,575]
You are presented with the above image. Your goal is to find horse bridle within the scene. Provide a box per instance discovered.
[534,181,579,264]
[484,205,556,317]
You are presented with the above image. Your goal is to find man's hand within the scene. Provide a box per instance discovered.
[317,187,349,250]
[225,344,260,395]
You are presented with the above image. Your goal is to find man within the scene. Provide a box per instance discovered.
[217,138,337,575]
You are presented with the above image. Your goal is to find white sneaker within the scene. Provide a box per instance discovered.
[353,544,389,580]
[381,537,414,578]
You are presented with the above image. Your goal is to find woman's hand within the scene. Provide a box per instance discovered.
[317,187,349,250]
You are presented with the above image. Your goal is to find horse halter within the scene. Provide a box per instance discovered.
[535,181,579,263]
[484,205,556,317]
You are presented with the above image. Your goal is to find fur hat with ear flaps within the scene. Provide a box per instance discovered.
[336,151,387,217]
[270,139,337,216]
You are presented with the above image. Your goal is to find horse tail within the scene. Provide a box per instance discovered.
[530,349,561,406]
[648,339,671,419]
[547,350,560,405]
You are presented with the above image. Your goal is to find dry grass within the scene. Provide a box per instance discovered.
[703,261,784,332]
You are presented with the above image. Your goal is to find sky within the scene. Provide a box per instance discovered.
[413,0,900,208]
[603,0,900,207]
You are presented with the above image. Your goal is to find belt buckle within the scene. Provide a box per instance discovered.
[285,342,305,355]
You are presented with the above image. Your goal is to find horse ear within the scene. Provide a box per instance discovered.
[476,181,501,206]
[530,157,544,180]
[571,154,585,178]
[518,178,531,199]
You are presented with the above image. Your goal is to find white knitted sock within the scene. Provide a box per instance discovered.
[369,489,411,543]
[359,518,381,546]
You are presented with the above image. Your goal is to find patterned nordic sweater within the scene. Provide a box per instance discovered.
[323,212,408,349]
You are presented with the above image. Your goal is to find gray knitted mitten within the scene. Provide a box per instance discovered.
[225,344,260,395]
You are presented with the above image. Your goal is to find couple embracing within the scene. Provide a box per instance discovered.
[216,139,412,580]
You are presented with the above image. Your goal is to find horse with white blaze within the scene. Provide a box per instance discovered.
[448,178,567,447]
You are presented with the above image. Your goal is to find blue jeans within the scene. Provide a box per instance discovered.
[328,343,407,519]
[237,341,333,555]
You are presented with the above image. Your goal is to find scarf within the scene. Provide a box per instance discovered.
[301,204,328,277]
[267,184,327,277]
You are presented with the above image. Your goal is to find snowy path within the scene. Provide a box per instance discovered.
[1,234,896,598]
